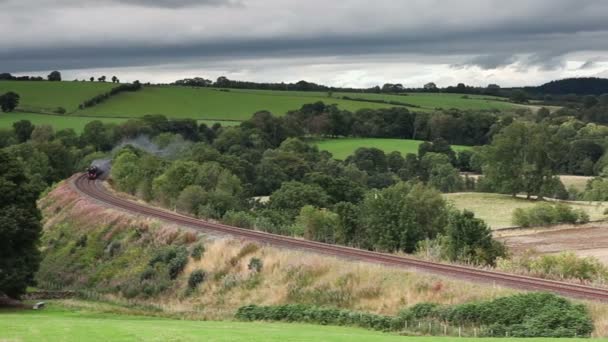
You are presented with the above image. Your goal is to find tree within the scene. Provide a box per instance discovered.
[0,150,42,299]
[111,76,119,83]
[47,70,61,81]
[12,120,34,142]
[423,82,437,91]
[269,181,329,216]
[443,210,506,265]
[294,205,339,243]
[90,77,95,82]
[0,91,20,112]
[510,89,529,103]
[98,76,107,82]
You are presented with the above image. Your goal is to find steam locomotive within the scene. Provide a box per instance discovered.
[87,166,102,180]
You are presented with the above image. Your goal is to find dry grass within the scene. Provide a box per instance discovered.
[37,178,608,336]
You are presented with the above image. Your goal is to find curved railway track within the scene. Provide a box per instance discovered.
[73,174,608,301]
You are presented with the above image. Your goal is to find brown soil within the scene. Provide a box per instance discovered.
[498,224,608,263]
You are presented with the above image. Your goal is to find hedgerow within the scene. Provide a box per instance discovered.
[235,293,593,337]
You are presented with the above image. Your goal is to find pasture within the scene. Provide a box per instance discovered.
[444,192,608,229]
[314,138,472,160]
[75,86,397,120]
[0,81,115,113]
[0,302,593,342]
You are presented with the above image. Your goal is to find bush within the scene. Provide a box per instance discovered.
[149,245,189,279]
[188,269,206,289]
[235,293,593,337]
[512,202,589,227]
[222,210,255,229]
[248,257,263,272]
[190,243,205,260]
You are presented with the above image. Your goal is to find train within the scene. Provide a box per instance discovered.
[87,165,103,180]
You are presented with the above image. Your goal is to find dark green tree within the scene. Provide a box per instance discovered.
[443,210,506,266]
[12,120,34,142]
[47,71,62,81]
[0,150,42,299]
[0,91,20,112]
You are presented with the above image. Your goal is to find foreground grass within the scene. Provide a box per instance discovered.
[0,80,114,113]
[0,302,596,342]
[445,192,608,229]
[0,112,239,133]
[315,138,472,160]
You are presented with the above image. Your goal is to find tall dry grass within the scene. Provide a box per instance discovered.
[37,178,608,336]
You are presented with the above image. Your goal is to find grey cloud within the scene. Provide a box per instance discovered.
[107,0,241,8]
[580,60,597,69]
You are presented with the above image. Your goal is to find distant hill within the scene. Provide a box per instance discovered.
[527,77,608,95]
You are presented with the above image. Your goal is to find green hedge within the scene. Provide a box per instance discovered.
[513,202,590,227]
[236,293,593,337]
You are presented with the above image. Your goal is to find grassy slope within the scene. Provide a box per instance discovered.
[0,303,593,342]
[444,193,608,229]
[0,81,115,112]
[315,138,472,160]
[76,86,395,120]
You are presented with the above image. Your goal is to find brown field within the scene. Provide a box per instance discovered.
[497,223,608,264]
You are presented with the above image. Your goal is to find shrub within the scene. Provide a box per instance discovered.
[512,202,589,227]
[190,243,205,260]
[498,252,608,282]
[188,269,206,289]
[222,210,255,229]
[149,245,189,279]
[248,257,263,273]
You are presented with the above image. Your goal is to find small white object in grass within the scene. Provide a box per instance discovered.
[33,302,45,310]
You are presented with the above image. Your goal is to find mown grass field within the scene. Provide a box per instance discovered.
[0,112,239,133]
[444,192,608,229]
[0,80,115,113]
[0,302,595,342]
[315,138,472,160]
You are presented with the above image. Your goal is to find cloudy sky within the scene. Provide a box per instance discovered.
[2,0,608,87]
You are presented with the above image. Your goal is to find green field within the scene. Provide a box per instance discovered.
[0,81,115,113]
[0,303,596,342]
[0,113,239,133]
[444,192,608,229]
[315,138,472,160]
[75,86,400,120]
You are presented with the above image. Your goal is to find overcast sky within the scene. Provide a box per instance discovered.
[2,0,608,87]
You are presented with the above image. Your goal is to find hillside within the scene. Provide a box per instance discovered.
[527,77,608,95]
[38,179,517,318]
[0,81,115,113]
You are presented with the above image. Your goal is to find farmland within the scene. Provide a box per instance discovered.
[315,138,472,160]
[0,302,594,342]
[444,192,608,229]
[0,81,115,113]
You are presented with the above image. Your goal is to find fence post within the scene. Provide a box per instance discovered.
[474,328,477,337]
[443,324,447,336]
[458,326,461,337]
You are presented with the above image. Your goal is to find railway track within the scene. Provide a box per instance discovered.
[73,174,608,302]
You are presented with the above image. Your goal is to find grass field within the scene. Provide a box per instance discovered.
[314,138,472,160]
[0,302,595,342]
[444,192,608,229]
[0,112,239,133]
[75,86,398,120]
[0,81,114,113]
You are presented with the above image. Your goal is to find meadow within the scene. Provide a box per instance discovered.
[444,192,608,229]
[314,138,472,160]
[0,80,115,113]
[75,86,398,120]
[0,302,599,342]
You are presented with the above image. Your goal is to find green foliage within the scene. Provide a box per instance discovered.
[512,202,590,227]
[294,206,340,243]
[0,91,20,112]
[248,257,263,273]
[0,150,43,298]
[269,181,329,216]
[443,210,506,266]
[235,293,593,338]
[359,182,448,253]
[149,246,189,279]
[582,177,608,201]
[222,210,255,229]
[187,269,206,289]
[190,243,205,261]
